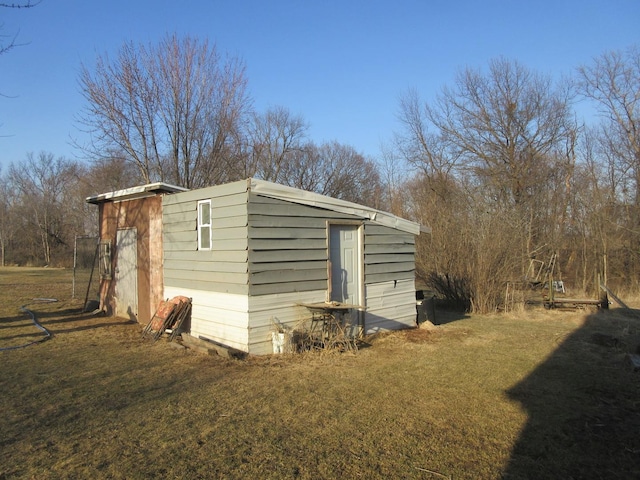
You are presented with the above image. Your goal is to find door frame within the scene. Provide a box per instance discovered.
[327,221,365,333]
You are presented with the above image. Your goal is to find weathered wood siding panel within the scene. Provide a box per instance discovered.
[248,196,355,219]
[247,290,327,355]
[363,279,417,334]
[247,193,346,296]
[164,249,248,264]
[362,224,417,334]
[363,223,416,285]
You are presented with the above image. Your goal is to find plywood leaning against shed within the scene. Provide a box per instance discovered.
[162,178,427,355]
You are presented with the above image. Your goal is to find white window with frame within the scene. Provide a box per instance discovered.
[198,199,212,250]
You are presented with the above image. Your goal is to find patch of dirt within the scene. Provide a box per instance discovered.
[401,327,438,343]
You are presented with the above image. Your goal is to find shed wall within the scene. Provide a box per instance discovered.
[247,193,357,296]
[364,279,417,333]
[361,224,417,332]
[98,196,164,322]
[162,181,250,295]
[161,180,419,354]
[164,285,249,351]
[363,224,416,284]
[245,193,418,351]
[162,181,251,350]
[247,289,328,355]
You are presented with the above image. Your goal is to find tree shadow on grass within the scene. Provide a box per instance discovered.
[44,318,136,335]
[39,309,135,334]
[503,308,640,479]
[0,307,135,346]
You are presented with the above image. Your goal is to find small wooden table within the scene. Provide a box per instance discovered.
[298,302,365,351]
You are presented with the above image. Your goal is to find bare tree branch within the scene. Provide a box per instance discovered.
[0,1,39,54]
[0,1,41,7]
[78,34,252,188]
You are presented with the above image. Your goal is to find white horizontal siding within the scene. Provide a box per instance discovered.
[363,279,417,335]
[164,277,248,295]
[165,285,250,352]
[247,290,328,355]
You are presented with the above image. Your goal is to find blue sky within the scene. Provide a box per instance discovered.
[1,0,639,171]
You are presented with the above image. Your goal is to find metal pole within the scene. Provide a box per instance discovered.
[83,241,100,311]
[72,235,78,299]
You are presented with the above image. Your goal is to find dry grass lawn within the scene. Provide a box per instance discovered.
[1,267,639,479]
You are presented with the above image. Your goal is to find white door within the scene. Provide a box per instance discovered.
[329,224,362,333]
[115,228,138,320]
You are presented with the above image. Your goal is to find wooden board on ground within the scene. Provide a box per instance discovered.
[600,284,629,309]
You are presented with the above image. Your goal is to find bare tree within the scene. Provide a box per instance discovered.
[78,41,162,183]
[404,170,526,312]
[0,172,17,266]
[246,106,309,183]
[7,152,82,265]
[0,1,39,57]
[576,46,640,222]
[257,138,383,207]
[568,138,613,290]
[575,47,640,286]
[78,34,252,188]
[397,58,578,312]
[428,59,576,210]
[312,142,382,206]
[396,88,459,180]
[402,59,577,239]
[376,144,411,216]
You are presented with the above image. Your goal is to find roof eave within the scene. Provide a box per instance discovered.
[248,178,423,235]
[86,182,188,204]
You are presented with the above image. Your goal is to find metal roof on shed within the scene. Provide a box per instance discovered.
[85,182,188,204]
[86,178,429,235]
[248,178,428,235]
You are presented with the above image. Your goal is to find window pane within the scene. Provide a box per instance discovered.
[99,240,112,279]
[198,200,212,250]
[200,202,211,224]
[200,226,211,250]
